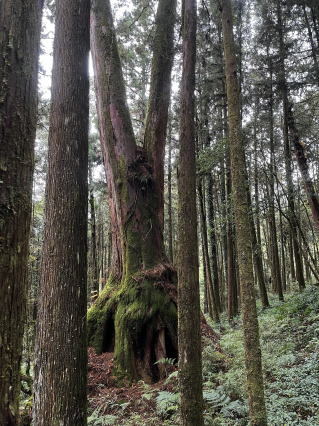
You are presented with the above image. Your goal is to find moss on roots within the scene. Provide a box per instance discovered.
[88,267,177,383]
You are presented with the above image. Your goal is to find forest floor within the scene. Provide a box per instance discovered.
[87,285,319,425]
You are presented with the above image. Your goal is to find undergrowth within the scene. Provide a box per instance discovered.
[87,285,319,425]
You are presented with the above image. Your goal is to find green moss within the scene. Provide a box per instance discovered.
[88,273,177,382]
[87,278,118,353]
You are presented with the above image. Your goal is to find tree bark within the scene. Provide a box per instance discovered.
[221,0,267,424]
[32,0,90,424]
[226,149,238,320]
[167,123,174,262]
[287,102,319,234]
[0,1,43,423]
[302,4,319,86]
[207,174,222,311]
[144,0,176,234]
[267,54,284,301]
[178,1,204,424]
[89,0,177,382]
[198,179,220,322]
[89,167,99,294]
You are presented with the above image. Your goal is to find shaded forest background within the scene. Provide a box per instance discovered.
[32,0,319,311]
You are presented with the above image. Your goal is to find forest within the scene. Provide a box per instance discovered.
[1,0,319,425]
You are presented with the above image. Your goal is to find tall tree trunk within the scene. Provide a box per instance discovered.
[201,230,209,314]
[287,102,319,234]
[252,100,270,307]
[32,0,90,423]
[277,192,288,291]
[198,179,220,322]
[311,7,319,46]
[276,0,306,291]
[289,232,296,281]
[220,153,228,312]
[267,54,284,301]
[221,0,267,424]
[303,4,319,85]
[249,206,270,308]
[144,0,176,234]
[178,1,204,423]
[0,1,43,423]
[222,72,239,320]
[89,0,177,382]
[207,174,221,311]
[167,123,174,262]
[226,149,238,320]
[89,167,99,294]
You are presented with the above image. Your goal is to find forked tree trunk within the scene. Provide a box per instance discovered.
[32,0,90,423]
[0,1,43,423]
[221,0,267,424]
[88,0,177,383]
[178,1,204,423]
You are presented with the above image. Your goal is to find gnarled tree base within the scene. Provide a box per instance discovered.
[88,264,177,383]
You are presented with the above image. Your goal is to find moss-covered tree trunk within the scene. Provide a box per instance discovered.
[89,0,178,383]
[221,0,268,424]
[178,1,204,423]
[32,0,90,423]
[0,1,43,423]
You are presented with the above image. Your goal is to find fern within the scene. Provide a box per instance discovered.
[156,391,180,418]
[87,409,118,426]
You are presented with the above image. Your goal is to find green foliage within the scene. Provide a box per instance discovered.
[88,409,119,426]
[164,370,179,384]
[154,357,176,366]
[211,286,319,425]
[197,140,226,174]
[88,287,319,425]
[155,391,180,418]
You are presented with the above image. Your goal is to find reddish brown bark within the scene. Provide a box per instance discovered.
[89,0,177,382]
[144,0,176,233]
